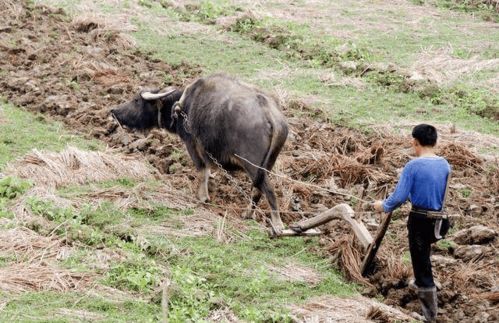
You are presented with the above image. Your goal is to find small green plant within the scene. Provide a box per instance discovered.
[423,85,498,120]
[67,79,80,91]
[401,251,412,265]
[197,1,228,21]
[437,239,457,251]
[138,0,153,8]
[459,187,472,198]
[168,266,214,321]
[229,15,258,33]
[0,176,31,199]
[365,70,409,92]
[0,199,13,219]
[105,257,162,293]
[27,198,74,222]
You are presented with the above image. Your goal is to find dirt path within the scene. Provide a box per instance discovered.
[1,1,497,322]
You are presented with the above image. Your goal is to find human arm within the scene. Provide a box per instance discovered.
[381,163,414,212]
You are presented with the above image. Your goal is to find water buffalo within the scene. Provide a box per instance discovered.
[110,74,288,235]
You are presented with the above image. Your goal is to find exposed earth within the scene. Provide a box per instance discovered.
[0,1,497,322]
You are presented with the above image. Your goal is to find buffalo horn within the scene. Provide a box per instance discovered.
[141,87,176,100]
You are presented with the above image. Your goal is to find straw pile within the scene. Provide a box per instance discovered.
[0,224,92,293]
[326,235,370,286]
[0,227,61,261]
[0,262,91,292]
[438,143,483,170]
[6,146,154,188]
[0,0,23,19]
[411,47,499,86]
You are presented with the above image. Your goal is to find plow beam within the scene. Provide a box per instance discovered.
[287,204,373,249]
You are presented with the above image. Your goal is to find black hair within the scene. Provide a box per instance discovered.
[412,124,437,147]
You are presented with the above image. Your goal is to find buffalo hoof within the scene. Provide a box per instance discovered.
[198,196,210,204]
[269,221,285,237]
[197,189,210,204]
[198,194,210,203]
[242,209,256,220]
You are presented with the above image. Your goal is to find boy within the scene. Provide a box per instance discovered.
[374,124,451,322]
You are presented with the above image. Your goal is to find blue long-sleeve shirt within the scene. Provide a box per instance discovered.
[383,156,451,213]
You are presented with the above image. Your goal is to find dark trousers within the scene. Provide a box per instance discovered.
[408,212,438,289]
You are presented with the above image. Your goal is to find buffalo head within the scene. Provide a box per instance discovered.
[110,87,182,131]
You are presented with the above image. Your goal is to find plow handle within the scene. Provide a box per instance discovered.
[361,212,393,277]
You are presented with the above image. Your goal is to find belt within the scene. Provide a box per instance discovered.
[411,206,448,220]
[411,206,448,240]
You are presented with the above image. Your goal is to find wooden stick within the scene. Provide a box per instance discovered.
[361,212,392,277]
[290,204,373,249]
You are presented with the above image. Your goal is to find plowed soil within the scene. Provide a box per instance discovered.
[1,2,497,322]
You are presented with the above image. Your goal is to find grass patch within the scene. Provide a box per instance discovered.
[105,255,163,293]
[436,239,458,251]
[0,176,31,219]
[420,84,499,121]
[0,101,101,170]
[229,17,372,69]
[132,2,499,135]
[281,73,499,134]
[165,228,356,321]
[27,198,114,246]
[25,195,356,321]
[159,0,241,23]
[0,291,161,322]
[133,21,288,76]
[159,0,372,69]
[57,178,139,198]
[27,196,185,246]
[0,177,32,199]
[412,0,499,22]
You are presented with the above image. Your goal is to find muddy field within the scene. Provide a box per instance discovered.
[1,2,498,322]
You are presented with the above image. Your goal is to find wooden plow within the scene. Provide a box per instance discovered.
[275,204,392,277]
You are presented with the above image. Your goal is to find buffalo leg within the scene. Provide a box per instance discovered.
[242,188,262,220]
[259,176,284,234]
[182,140,211,203]
[241,155,284,234]
[197,167,210,203]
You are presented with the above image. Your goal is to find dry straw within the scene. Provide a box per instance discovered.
[6,146,154,189]
[0,0,23,19]
[0,262,91,292]
[327,235,371,286]
[0,227,61,262]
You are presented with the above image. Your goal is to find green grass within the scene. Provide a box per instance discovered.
[2,0,498,321]
[19,183,357,321]
[436,239,457,251]
[0,101,101,170]
[0,291,161,322]
[39,0,499,136]
[131,2,498,135]
[165,230,356,321]
[411,0,499,22]
[133,21,290,77]
[280,73,499,134]
[0,176,32,220]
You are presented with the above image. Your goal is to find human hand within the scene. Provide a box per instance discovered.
[373,200,384,212]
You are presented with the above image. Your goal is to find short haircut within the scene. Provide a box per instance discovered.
[412,124,437,147]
